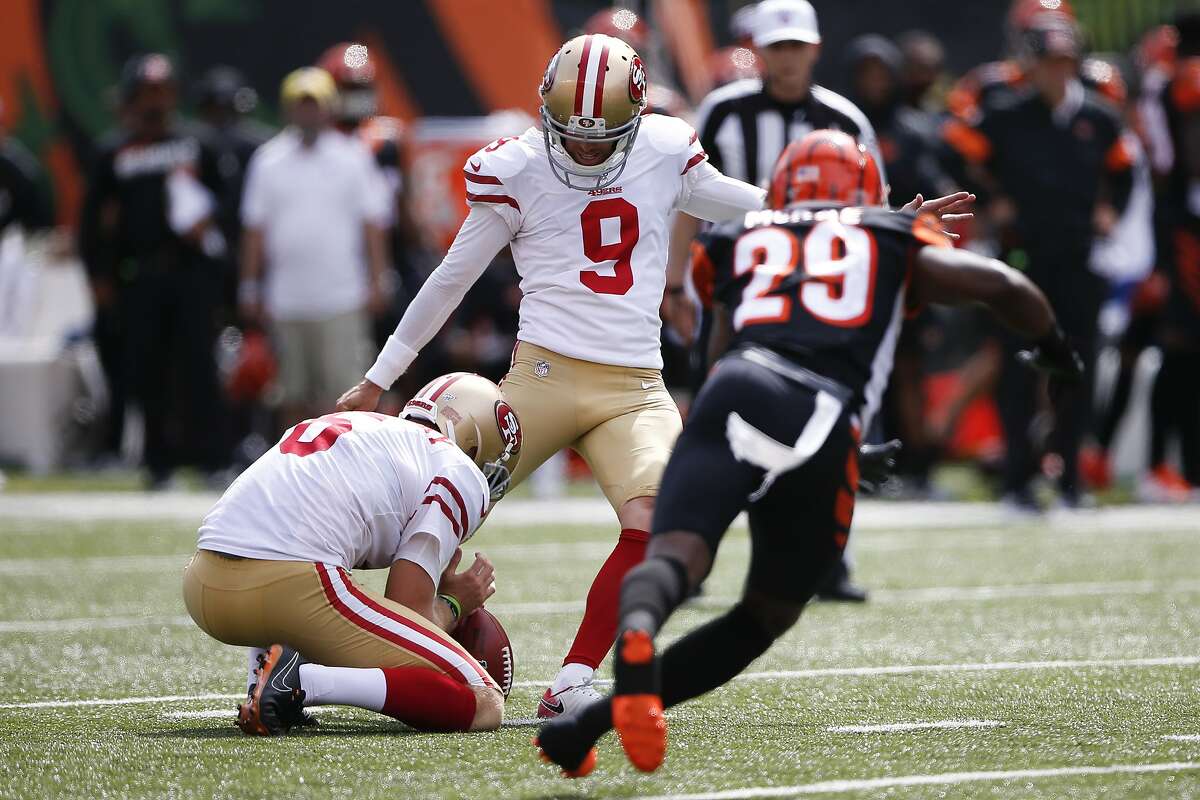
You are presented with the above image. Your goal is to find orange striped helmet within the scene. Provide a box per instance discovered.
[538,33,648,190]
[767,130,884,209]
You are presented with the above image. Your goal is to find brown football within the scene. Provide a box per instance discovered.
[451,607,515,697]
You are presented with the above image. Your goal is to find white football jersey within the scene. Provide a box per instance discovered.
[463,114,710,369]
[197,412,489,585]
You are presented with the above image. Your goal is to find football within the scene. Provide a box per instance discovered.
[452,607,515,697]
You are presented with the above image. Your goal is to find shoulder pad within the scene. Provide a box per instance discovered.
[464,128,537,182]
[639,113,698,156]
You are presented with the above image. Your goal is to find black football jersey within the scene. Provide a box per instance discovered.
[702,205,950,424]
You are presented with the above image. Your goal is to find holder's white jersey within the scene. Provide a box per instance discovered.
[464,114,713,369]
[197,412,488,585]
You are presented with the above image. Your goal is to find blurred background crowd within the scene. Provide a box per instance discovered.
[0,0,1197,509]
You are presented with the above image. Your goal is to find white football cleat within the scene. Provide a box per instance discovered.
[537,680,603,719]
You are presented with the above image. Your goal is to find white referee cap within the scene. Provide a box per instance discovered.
[752,0,821,48]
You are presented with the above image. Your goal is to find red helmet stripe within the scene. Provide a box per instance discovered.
[427,372,467,402]
[574,35,594,116]
[592,40,611,117]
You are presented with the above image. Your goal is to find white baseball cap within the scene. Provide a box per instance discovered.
[752,0,821,48]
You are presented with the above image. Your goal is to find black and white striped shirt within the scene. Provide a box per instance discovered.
[694,78,887,194]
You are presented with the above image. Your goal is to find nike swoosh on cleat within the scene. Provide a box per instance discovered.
[268,650,300,693]
[539,696,566,716]
[470,159,482,171]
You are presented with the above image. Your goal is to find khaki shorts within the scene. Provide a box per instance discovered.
[182,550,496,690]
[271,309,371,410]
[500,341,682,510]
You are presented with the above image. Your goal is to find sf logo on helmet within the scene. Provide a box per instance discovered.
[539,52,560,97]
[628,56,647,104]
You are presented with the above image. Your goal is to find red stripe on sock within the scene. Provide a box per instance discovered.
[380,667,477,732]
[564,528,649,669]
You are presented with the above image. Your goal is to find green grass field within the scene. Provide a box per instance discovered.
[0,493,1197,799]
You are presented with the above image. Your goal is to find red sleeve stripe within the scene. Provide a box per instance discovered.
[422,495,463,539]
[681,151,708,175]
[467,192,521,211]
[463,171,503,185]
[430,476,470,536]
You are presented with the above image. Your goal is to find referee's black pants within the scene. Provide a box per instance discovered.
[998,252,1104,501]
[121,256,228,480]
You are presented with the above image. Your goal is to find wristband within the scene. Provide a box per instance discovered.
[665,285,685,296]
[438,593,462,622]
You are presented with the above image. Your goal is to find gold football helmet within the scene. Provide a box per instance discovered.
[538,33,648,189]
[402,373,522,504]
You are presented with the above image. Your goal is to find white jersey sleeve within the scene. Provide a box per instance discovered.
[638,114,764,220]
[393,459,489,586]
[462,133,534,235]
[364,206,512,388]
[639,114,709,195]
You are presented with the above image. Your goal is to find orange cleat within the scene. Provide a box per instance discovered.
[533,736,597,778]
[1140,462,1193,502]
[1078,445,1112,491]
[612,694,667,772]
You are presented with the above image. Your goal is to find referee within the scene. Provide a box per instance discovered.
[666,0,885,602]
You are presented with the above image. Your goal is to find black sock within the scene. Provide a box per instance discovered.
[660,602,776,709]
[617,555,689,638]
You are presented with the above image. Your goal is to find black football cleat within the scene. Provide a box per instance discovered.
[245,680,319,729]
[534,717,598,778]
[816,579,869,603]
[815,558,869,603]
[237,644,307,736]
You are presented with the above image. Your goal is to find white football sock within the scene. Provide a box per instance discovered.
[246,647,267,691]
[552,662,595,693]
[298,664,387,711]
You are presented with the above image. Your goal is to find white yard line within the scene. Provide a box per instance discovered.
[500,717,542,728]
[629,761,1200,800]
[164,708,250,720]
[3,492,1198,534]
[506,655,1200,689]
[3,578,1197,633]
[828,719,1004,734]
[0,693,241,710]
[0,614,191,633]
[3,655,1196,711]
[1165,735,1200,742]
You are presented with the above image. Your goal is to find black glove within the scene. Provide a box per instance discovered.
[1016,325,1084,381]
[857,439,902,493]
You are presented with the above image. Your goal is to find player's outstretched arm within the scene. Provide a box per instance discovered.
[678,162,766,222]
[910,246,1082,379]
[336,206,514,411]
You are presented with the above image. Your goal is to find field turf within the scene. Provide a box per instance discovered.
[0,493,1197,799]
